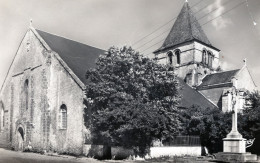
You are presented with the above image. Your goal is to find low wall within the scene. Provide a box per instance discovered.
[83,145,201,159]
[150,146,201,157]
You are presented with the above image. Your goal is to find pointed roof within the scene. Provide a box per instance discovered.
[36,29,105,84]
[154,2,215,53]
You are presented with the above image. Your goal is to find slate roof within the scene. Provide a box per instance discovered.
[36,29,216,109]
[198,69,240,88]
[177,78,217,109]
[36,29,105,84]
[154,2,213,53]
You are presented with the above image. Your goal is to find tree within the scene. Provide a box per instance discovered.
[180,103,260,154]
[84,46,180,156]
[243,91,260,154]
[180,105,232,153]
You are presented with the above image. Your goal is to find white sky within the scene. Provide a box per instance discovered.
[0,0,260,89]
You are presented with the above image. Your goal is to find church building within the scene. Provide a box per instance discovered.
[153,2,257,112]
[0,1,257,156]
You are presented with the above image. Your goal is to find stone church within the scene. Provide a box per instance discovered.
[153,2,257,112]
[0,2,257,156]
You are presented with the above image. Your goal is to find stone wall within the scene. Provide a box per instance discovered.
[193,41,219,70]
[0,29,85,155]
[156,42,194,66]
[150,146,201,157]
[236,67,257,92]
[155,41,219,86]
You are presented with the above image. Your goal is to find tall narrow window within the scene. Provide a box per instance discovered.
[0,102,4,131]
[167,51,173,65]
[24,79,29,110]
[208,52,213,67]
[175,50,181,64]
[202,50,207,64]
[205,53,209,65]
[60,104,67,129]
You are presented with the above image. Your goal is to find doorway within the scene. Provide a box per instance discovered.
[17,127,24,151]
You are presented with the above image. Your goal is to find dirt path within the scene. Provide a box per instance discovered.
[0,148,102,163]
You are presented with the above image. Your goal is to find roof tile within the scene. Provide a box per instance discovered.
[198,69,240,88]
[36,29,105,84]
[155,3,212,53]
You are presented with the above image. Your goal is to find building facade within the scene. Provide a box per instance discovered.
[153,2,257,111]
[0,27,104,155]
[0,1,257,156]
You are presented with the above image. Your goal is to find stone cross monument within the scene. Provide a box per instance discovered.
[216,76,258,162]
[223,77,246,153]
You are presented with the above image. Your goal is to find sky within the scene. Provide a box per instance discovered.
[0,0,260,89]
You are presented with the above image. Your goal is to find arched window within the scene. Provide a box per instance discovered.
[0,101,4,131]
[167,51,173,65]
[175,49,181,65]
[208,51,213,67]
[24,80,29,110]
[60,104,67,129]
[202,50,207,64]
[205,52,209,65]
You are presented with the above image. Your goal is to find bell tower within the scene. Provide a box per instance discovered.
[154,2,220,87]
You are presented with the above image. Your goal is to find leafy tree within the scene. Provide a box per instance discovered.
[180,103,260,154]
[84,46,180,156]
[180,105,230,153]
[243,91,260,154]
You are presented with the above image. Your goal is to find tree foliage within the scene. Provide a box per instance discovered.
[84,46,180,156]
[179,105,252,154]
[243,91,260,154]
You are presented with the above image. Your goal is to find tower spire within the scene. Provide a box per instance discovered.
[154,2,212,53]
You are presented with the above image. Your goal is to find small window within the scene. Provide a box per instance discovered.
[202,50,207,64]
[208,51,213,67]
[175,50,181,64]
[24,80,29,110]
[205,53,209,65]
[0,102,4,131]
[60,104,67,129]
[167,51,173,65]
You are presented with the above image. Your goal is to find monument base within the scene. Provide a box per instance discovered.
[223,137,246,153]
[215,152,259,163]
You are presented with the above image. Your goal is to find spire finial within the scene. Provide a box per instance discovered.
[30,19,33,27]
[243,58,247,66]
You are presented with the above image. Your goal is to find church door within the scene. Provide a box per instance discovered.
[17,127,24,151]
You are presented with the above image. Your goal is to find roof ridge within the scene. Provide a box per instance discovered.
[187,3,194,41]
[198,69,241,88]
[207,69,240,75]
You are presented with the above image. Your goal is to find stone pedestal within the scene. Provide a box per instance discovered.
[223,137,246,153]
[215,132,259,162]
[215,152,259,163]
[215,85,259,162]
[223,131,246,153]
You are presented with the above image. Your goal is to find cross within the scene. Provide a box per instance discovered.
[243,58,247,66]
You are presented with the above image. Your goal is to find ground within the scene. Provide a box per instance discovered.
[0,148,218,163]
[0,148,100,163]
